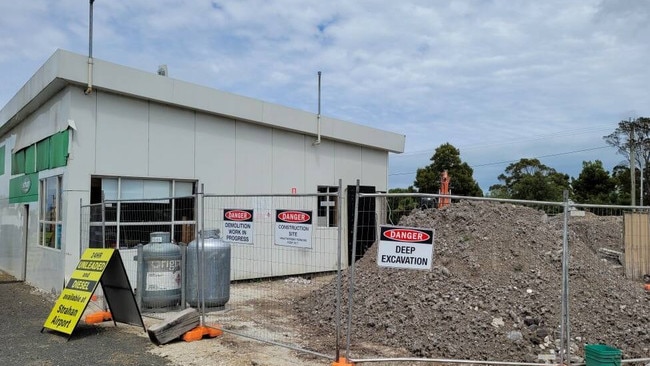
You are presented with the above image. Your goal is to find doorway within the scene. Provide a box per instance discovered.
[347,185,376,266]
[21,204,29,281]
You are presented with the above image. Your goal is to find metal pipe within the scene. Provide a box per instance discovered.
[349,357,566,366]
[219,327,334,361]
[349,358,650,366]
[356,192,566,208]
[78,198,83,258]
[180,242,186,310]
[560,190,570,365]
[101,191,106,248]
[136,243,143,310]
[334,178,343,360]
[621,358,650,364]
[345,179,360,360]
[314,71,322,145]
[199,183,205,326]
[85,0,95,95]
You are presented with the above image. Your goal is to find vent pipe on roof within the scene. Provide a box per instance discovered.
[84,0,95,95]
[157,65,168,76]
[313,71,322,145]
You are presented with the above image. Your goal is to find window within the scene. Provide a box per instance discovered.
[40,176,62,249]
[12,149,25,175]
[317,186,338,227]
[89,177,196,248]
[0,145,5,175]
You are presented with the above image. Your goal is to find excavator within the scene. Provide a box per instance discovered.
[438,170,451,208]
[419,170,451,209]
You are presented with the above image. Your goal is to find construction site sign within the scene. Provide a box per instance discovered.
[275,210,312,248]
[43,248,144,337]
[377,225,434,270]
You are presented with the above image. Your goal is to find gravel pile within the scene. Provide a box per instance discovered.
[296,200,650,362]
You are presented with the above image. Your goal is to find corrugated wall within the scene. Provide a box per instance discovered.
[624,212,650,279]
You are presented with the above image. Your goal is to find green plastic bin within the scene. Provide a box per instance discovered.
[585,344,621,366]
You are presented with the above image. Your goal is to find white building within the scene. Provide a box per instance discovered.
[0,49,405,294]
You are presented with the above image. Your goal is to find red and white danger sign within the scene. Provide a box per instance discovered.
[377,226,434,270]
[223,209,254,245]
[275,210,312,248]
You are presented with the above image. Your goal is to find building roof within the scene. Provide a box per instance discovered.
[0,49,405,153]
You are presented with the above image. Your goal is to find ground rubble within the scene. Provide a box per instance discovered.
[295,200,650,363]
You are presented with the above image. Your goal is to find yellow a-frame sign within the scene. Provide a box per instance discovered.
[43,248,144,337]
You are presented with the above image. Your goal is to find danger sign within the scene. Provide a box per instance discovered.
[223,209,254,245]
[275,209,312,248]
[377,226,434,270]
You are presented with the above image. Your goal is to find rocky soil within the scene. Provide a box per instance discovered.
[296,200,650,363]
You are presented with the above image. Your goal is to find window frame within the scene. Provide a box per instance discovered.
[39,175,62,249]
[89,176,197,249]
[317,185,339,228]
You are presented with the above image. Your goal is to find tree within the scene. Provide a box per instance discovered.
[489,158,569,201]
[414,143,483,196]
[603,117,650,205]
[571,160,616,204]
[387,187,418,224]
[611,164,632,206]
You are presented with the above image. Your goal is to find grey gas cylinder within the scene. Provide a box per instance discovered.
[141,232,182,308]
[185,229,231,308]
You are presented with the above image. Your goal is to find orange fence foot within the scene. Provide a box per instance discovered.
[332,357,355,366]
[85,311,113,324]
[182,325,223,342]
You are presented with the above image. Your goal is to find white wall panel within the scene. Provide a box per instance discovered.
[334,143,363,184]
[304,140,336,190]
[0,202,25,279]
[195,114,236,193]
[149,105,195,178]
[95,94,149,176]
[361,148,389,191]
[235,123,272,193]
[67,88,96,190]
[272,130,305,193]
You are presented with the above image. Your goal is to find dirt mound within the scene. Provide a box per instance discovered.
[296,200,650,362]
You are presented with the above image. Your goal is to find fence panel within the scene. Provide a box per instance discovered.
[567,203,650,361]
[199,193,343,362]
[80,196,196,311]
[345,193,568,364]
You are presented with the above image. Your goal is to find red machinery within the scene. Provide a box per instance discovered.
[438,170,451,208]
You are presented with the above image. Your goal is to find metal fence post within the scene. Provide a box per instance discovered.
[180,242,187,310]
[199,183,206,326]
[136,243,144,310]
[79,198,83,258]
[345,179,360,361]
[101,192,106,249]
[560,190,571,365]
[335,178,343,361]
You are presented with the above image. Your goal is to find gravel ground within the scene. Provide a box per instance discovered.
[296,201,650,363]
[0,270,171,366]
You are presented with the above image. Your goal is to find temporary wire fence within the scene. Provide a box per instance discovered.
[344,191,650,366]
[565,203,650,362]
[80,188,347,362]
[345,192,567,365]
[80,195,196,312]
[77,187,650,365]
[198,190,344,362]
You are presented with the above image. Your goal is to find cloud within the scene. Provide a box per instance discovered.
[1,0,649,194]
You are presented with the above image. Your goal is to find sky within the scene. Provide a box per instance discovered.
[1,0,649,193]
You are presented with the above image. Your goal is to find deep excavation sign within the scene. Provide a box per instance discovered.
[377,226,434,270]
